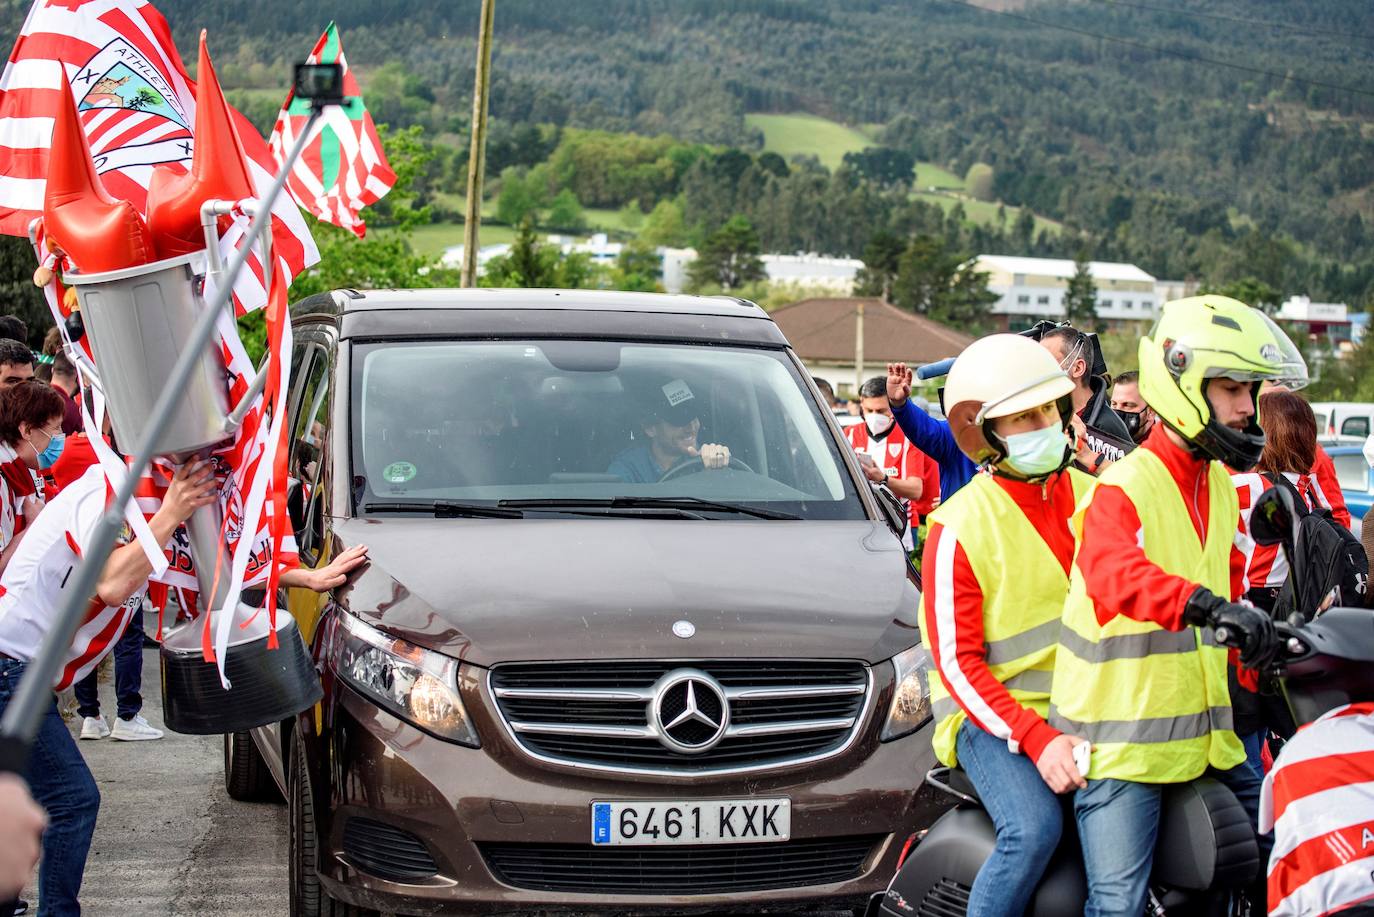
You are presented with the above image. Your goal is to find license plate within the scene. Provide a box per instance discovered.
[591,798,790,846]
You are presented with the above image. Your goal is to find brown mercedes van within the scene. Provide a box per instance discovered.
[223,289,946,916]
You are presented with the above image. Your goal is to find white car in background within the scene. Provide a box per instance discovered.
[1311,401,1374,444]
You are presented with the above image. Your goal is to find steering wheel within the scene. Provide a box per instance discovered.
[658,455,757,482]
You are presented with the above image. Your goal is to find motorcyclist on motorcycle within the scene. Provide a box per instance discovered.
[920,333,1092,916]
[1049,295,1307,916]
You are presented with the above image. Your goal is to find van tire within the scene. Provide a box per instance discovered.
[223,731,279,802]
[289,731,377,917]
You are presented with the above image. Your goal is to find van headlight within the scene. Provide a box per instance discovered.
[881,644,933,741]
[330,612,479,747]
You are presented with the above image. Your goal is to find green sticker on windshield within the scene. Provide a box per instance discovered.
[382,461,417,484]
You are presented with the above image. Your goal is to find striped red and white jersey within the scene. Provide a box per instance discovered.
[0,442,37,554]
[0,465,145,689]
[1260,701,1374,917]
[845,421,940,523]
[1232,471,1330,594]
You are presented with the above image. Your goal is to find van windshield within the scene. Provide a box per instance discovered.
[350,339,865,520]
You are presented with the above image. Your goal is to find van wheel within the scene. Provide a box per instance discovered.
[223,731,279,802]
[289,732,377,917]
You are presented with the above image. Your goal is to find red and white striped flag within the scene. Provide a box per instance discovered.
[269,21,394,238]
[0,0,319,299]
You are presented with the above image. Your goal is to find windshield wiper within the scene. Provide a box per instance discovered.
[364,500,524,519]
[499,497,800,521]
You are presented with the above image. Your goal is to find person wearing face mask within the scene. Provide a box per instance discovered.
[921,333,1093,916]
[1110,370,1156,444]
[0,380,64,575]
[1049,295,1308,916]
[846,377,938,550]
[1040,327,1134,473]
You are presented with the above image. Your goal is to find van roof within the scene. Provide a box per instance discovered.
[291,288,769,320]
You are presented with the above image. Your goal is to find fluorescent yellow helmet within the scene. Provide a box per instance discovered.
[945,333,1076,467]
[1138,295,1308,470]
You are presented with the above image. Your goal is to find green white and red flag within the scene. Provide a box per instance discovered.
[268,22,394,238]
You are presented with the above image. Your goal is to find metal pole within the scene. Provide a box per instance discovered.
[0,106,324,773]
[460,0,496,288]
[854,300,865,396]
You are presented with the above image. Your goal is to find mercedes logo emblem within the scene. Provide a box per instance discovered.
[650,669,730,754]
[672,620,695,639]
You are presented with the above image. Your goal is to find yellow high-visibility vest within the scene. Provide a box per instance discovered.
[1049,447,1244,783]
[926,470,1092,766]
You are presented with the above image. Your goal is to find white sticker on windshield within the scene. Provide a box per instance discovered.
[662,379,694,406]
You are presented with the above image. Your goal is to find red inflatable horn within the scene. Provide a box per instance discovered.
[42,69,154,274]
[146,32,258,259]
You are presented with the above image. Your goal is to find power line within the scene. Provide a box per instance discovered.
[1077,0,1374,43]
[929,0,1374,101]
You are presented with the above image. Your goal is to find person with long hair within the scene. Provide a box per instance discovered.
[1230,389,1328,776]
[0,379,64,574]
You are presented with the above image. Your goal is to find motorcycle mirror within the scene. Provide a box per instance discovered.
[1251,485,1297,547]
[873,482,909,539]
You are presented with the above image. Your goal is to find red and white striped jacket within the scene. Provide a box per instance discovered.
[846,420,940,524]
[1232,470,1330,594]
[0,442,37,555]
[1260,701,1374,916]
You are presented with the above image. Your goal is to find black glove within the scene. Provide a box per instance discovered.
[1183,587,1279,670]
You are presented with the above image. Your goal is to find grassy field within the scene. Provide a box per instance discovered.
[406,222,518,258]
[913,191,1061,236]
[747,112,963,189]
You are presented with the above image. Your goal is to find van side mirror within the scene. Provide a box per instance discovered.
[873,482,909,539]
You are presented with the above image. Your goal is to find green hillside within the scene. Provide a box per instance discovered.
[748,113,963,189]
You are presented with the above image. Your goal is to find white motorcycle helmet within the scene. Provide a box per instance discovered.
[944,333,1077,467]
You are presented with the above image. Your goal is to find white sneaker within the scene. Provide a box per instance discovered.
[79,716,110,740]
[110,714,163,741]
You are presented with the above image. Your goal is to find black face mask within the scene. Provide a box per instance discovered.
[1115,408,1151,443]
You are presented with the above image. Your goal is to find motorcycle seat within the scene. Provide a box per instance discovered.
[1153,777,1260,891]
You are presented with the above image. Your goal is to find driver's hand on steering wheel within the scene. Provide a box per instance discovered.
[689,443,731,470]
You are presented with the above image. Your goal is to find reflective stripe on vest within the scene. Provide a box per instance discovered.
[1049,448,1245,784]
[925,470,1091,766]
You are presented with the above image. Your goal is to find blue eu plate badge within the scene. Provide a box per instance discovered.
[592,803,611,844]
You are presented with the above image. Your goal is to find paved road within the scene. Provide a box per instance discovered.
[24,646,288,917]
[27,646,861,917]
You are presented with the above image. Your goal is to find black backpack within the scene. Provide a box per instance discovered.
[1266,473,1369,617]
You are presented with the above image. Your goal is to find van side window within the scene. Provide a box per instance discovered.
[290,344,330,563]
[1341,416,1369,439]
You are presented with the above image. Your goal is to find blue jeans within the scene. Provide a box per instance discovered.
[0,659,100,917]
[1076,761,1264,917]
[1239,730,1265,784]
[73,608,144,721]
[956,721,1064,917]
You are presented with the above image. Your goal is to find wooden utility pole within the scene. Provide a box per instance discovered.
[460,0,496,288]
[854,300,865,395]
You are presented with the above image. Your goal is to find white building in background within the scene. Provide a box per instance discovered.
[970,254,1159,330]
[1154,278,1200,305]
[446,235,863,295]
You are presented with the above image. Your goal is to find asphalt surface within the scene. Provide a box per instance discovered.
[27,644,861,917]
[25,645,288,917]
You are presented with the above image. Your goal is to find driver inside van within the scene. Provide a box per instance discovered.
[607,377,731,484]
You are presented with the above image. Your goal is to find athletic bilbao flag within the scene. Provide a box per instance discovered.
[0,0,319,289]
[269,22,394,238]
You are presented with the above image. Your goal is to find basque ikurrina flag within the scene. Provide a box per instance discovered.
[269,22,394,238]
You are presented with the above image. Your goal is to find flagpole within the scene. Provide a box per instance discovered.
[460,0,496,288]
[0,106,324,774]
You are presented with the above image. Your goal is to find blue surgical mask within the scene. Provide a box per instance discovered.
[1002,425,1068,477]
[31,430,64,469]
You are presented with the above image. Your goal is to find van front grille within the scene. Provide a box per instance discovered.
[480,835,881,894]
[489,660,872,774]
